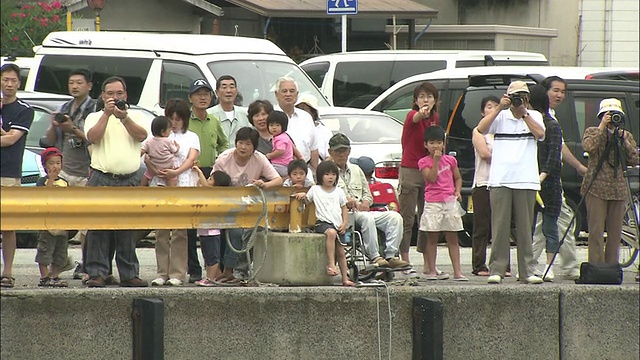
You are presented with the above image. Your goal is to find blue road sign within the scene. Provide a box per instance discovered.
[327,0,358,15]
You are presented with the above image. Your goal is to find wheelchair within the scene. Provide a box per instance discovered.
[342,213,396,282]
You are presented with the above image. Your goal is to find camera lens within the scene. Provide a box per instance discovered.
[611,113,623,124]
[54,113,67,122]
[114,99,128,110]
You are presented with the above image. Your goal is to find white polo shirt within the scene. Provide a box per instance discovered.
[487,109,545,190]
[275,106,317,161]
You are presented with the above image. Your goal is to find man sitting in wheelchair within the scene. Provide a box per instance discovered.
[328,133,410,269]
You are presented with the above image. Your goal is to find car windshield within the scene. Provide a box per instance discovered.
[208,60,329,107]
[319,113,401,144]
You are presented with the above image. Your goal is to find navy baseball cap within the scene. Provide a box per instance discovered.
[189,79,213,95]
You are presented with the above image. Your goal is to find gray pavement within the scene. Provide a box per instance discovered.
[3,244,639,288]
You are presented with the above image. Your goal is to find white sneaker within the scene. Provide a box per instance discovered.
[543,265,554,282]
[525,275,543,284]
[151,277,165,286]
[487,275,502,284]
[166,278,183,286]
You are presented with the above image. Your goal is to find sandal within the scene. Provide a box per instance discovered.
[50,277,68,287]
[325,266,339,277]
[38,277,51,287]
[1,276,16,288]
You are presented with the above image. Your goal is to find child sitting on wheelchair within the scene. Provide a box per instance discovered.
[295,161,354,286]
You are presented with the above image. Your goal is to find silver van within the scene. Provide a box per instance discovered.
[300,50,549,109]
[25,31,328,114]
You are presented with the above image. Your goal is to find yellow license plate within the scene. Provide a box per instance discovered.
[467,197,474,213]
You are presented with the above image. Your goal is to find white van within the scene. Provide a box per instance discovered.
[25,31,328,114]
[300,50,549,109]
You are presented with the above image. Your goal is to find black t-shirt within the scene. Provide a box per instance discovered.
[36,175,69,187]
[1,98,34,179]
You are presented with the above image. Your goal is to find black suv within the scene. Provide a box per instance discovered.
[369,67,639,245]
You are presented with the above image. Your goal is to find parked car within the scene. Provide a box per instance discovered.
[25,31,329,114]
[317,106,402,188]
[300,50,549,109]
[365,66,640,243]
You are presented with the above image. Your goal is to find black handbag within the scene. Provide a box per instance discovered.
[575,262,623,285]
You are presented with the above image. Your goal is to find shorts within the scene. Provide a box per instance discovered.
[200,235,221,267]
[418,201,464,232]
[35,230,69,266]
[272,163,288,177]
[1,177,21,187]
[315,221,350,244]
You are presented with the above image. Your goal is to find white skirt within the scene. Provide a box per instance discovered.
[419,201,465,232]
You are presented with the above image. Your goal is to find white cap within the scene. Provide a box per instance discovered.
[295,93,319,111]
[597,98,625,117]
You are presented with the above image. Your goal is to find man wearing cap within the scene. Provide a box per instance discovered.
[84,76,149,288]
[476,80,546,284]
[582,98,638,264]
[274,76,319,172]
[207,75,249,145]
[187,78,228,283]
[328,133,410,269]
[1,63,35,288]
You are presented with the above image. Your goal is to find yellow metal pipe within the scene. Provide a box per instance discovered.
[66,10,72,31]
[0,187,314,231]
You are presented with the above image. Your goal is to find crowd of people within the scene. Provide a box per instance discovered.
[1,62,638,288]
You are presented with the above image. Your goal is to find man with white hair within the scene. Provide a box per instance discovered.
[274,77,319,172]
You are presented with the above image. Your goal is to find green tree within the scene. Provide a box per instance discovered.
[1,0,66,57]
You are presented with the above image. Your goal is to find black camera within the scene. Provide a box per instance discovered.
[114,99,128,110]
[509,95,523,107]
[611,112,625,125]
[54,113,68,123]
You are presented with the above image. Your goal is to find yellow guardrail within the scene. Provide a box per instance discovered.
[0,187,315,232]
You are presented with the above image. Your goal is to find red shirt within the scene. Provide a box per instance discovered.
[400,110,439,168]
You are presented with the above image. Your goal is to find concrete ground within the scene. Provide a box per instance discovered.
[3,244,639,288]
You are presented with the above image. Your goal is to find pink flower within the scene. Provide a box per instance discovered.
[13,36,19,41]
[52,1,62,10]
[11,13,17,17]
[52,14,60,23]
[20,13,26,18]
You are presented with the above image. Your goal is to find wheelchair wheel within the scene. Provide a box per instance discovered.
[348,263,359,282]
[620,195,639,268]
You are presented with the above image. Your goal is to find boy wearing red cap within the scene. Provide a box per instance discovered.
[35,148,70,287]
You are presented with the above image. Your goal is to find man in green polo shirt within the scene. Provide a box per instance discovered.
[188,79,228,175]
[186,78,228,283]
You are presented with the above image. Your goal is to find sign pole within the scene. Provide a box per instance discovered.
[341,14,347,53]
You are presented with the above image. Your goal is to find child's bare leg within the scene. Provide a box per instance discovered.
[38,263,49,279]
[49,264,61,279]
[336,244,353,286]
[325,229,338,276]
[444,232,463,278]
[425,232,439,277]
[166,178,178,187]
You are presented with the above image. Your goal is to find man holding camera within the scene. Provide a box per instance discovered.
[476,81,546,284]
[43,69,97,279]
[83,76,149,287]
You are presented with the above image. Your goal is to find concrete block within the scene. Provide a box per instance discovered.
[561,286,640,360]
[392,287,560,360]
[253,231,333,286]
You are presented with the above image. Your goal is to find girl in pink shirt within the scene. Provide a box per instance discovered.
[265,110,303,177]
[417,126,467,281]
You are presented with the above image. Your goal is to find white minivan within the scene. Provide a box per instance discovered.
[300,50,549,109]
[24,31,328,114]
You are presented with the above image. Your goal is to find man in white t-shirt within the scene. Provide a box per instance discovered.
[476,81,546,285]
[274,77,319,173]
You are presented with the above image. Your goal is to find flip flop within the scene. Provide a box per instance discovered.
[452,276,469,282]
